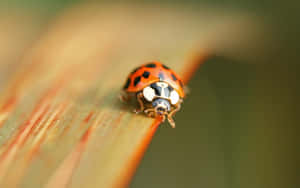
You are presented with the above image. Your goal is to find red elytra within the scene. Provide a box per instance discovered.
[123,61,185,98]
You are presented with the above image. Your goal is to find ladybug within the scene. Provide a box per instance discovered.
[120,61,185,128]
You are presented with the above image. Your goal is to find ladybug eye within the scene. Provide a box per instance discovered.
[143,86,155,102]
[170,90,179,104]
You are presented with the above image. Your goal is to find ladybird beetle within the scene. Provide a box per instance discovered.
[120,61,185,128]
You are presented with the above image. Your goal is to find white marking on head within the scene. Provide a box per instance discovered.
[143,86,156,102]
[170,90,179,104]
[156,82,168,88]
[156,82,168,97]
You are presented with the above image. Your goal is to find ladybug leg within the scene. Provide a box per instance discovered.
[167,116,175,128]
[167,103,181,128]
[144,108,155,117]
[119,91,130,102]
[133,92,144,114]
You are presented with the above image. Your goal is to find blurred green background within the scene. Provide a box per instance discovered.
[132,58,299,188]
[1,0,299,188]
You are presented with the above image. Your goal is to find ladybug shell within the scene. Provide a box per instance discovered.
[123,61,185,97]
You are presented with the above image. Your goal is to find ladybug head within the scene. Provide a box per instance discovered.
[152,98,171,116]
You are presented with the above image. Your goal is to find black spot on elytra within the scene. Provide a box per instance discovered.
[162,64,170,69]
[151,83,161,95]
[131,66,140,74]
[158,72,164,81]
[134,76,141,86]
[123,78,131,89]
[145,63,156,68]
[171,74,177,81]
[142,71,150,78]
[179,80,184,87]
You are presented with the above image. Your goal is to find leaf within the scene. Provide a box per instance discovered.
[0,4,237,188]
